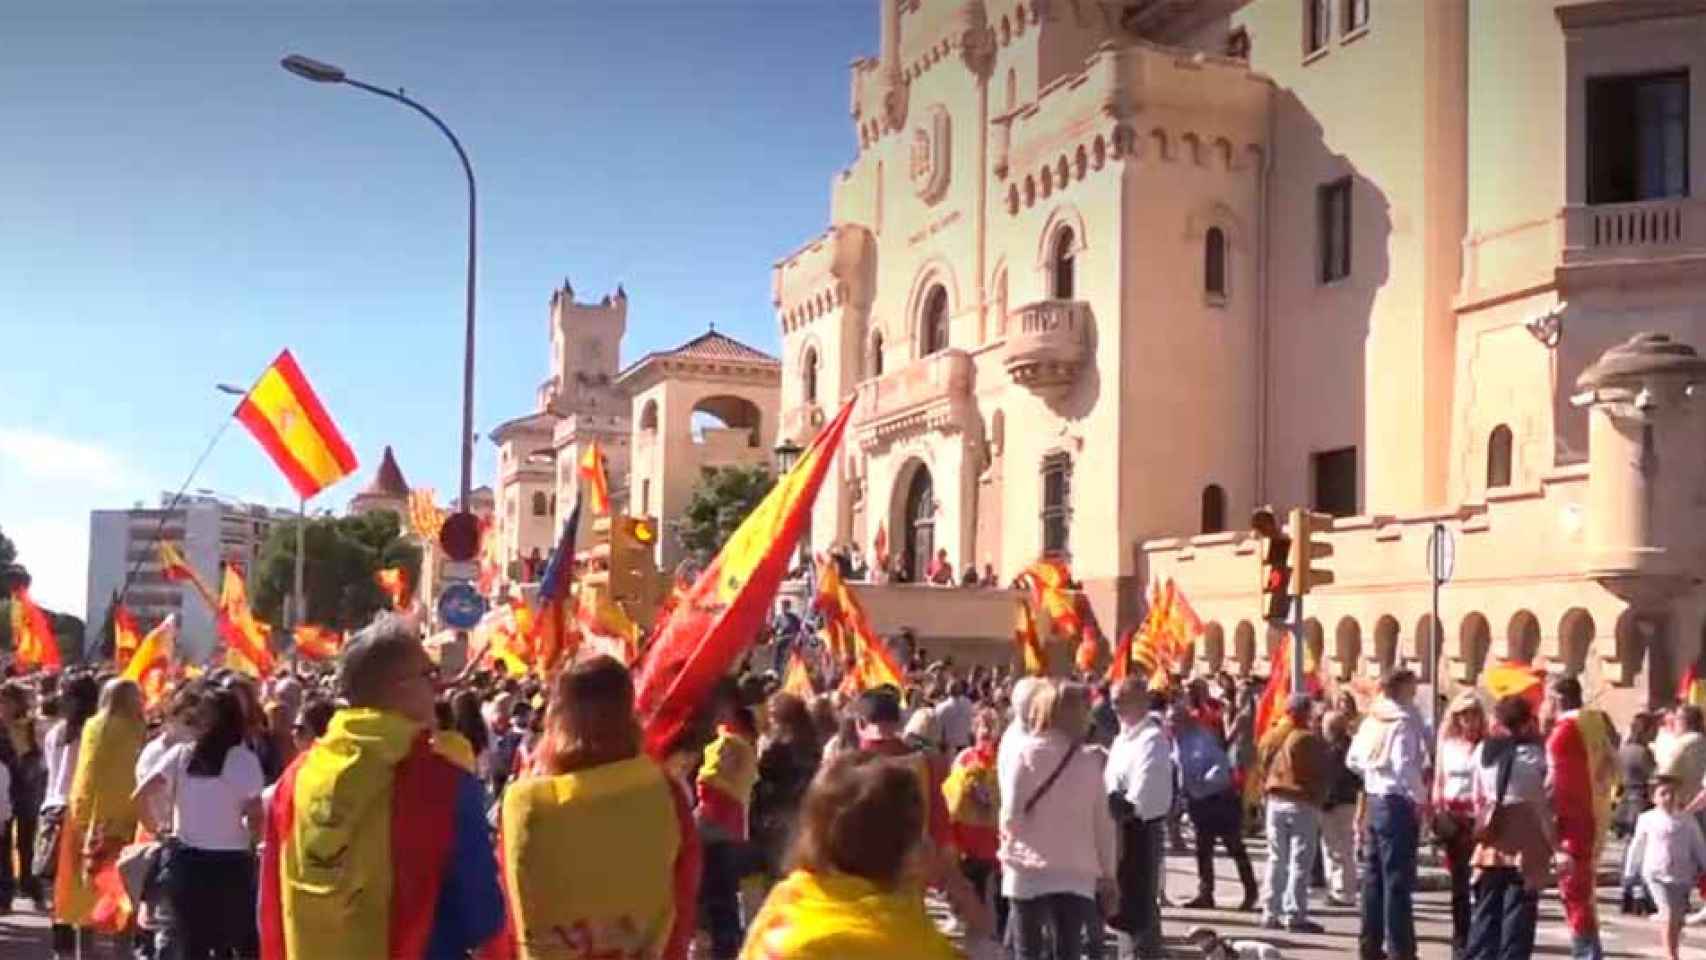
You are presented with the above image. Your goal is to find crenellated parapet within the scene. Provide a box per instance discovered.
[773,224,877,335]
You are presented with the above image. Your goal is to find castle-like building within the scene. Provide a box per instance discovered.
[774,0,1706,714]
[487,281,780,587]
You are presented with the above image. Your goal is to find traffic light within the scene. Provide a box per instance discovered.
[1287,508,1336,597]
[1252,508,1291,623]
[603,515,659,605]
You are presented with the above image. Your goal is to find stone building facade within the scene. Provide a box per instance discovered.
[774,0,1706,714]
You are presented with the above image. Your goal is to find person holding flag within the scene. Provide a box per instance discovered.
[260,617,503,960]
[1545,674,1621,960]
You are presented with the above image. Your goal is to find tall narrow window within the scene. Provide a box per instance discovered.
[1343,0,1368,33]
[922,285,950,355]
[641,479,651,516]
[1204,226,1227,300]
[1306,0,1331,54]
[1487,424,1514,488]
[1312,446,1358,517]
[871,331,885,376]
[1588,71,1690,204]
[1051,228,1076,299]
[1201,484,1227,534]
[1318,177,1352,282]
[531,491,548,517]
[1041,454,1072,557]
[803,348,819,404]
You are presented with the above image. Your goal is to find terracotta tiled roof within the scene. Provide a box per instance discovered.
[358,446,410,498]
[657,330,777,363]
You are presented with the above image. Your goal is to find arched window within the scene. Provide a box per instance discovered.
[1201,484,1227,534]
[639,399,658,432]
[1204,226,1227,300]
[802,348,819,404]
[1487,424,1513,488]
[870,331,885,377]
[1051,228,1076,299]
[921,285,949,355]
[530,491,548,517]
[1041,453,1072,557]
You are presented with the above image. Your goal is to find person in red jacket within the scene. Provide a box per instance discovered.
[1545,675,1620,960]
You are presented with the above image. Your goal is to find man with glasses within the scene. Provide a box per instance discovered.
[258,616,502,959]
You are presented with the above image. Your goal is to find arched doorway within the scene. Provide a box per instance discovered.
[901,466,936,583]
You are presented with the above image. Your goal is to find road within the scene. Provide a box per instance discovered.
[0,848,1676,959]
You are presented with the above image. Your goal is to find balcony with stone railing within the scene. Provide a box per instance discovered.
[853,349,975,451]
[1003,299,1091,398]
[1562,197,1706,264]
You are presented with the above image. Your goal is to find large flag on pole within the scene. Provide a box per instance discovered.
[530,493,583,679]
[158,541,217,611]
[217,566,277,678]
[817,558,904,695]
[122,615,176,709]
[578,442,612,517]
[635,399,855,756]
[1020,558,1083,642]
[9,587,61,672]
[112,602,142,671]
[1014,599,1046,677]
[232,349,359,500]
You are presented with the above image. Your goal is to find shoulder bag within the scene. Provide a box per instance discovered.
[1024,739,1083,817]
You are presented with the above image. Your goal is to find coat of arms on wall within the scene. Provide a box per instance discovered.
[909,105,951,204]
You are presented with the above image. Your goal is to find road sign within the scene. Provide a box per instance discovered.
[439,511,482,562]
[1427,524,1456,584]
[437,580,486,630]
[440,560,478,582]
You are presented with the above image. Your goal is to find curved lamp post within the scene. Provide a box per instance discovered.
[280,53,479,514]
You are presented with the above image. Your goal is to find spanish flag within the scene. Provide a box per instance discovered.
[375,568,409,610]
[817,559,905,695]
[529,494,582,680]
[291,625,342,662]
[1253,632,1321,742]
[635,399,854,757]
[1482,659,1546,710]
[9,587,60,672]
[781,651,814,698]
[1679,663,1706,709]
[217,566,277,678]
[233,349,359,501]
[1014,599,1046,677]
[158,540,217,611]
[743,869,960,960]
[112,601,141,672]
[577,589,640,665]
[1020,558,1083,642]
[578,441,612,517]
[122,615,176,710]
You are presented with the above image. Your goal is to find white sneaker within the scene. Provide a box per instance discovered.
[1686,904,1706,926]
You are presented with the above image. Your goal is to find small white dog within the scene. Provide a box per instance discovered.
[1186,925,1284,960]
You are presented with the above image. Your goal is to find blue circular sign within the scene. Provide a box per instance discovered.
[437,581,487,631]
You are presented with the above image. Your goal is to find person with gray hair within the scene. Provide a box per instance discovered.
[1257,693,1330,934]
[258,614,503,958]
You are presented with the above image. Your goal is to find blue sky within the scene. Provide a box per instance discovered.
[0,1,875,619]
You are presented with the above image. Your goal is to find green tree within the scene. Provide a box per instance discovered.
[252,511,422,632]
[675,465,775,566]
[0,525,15,570]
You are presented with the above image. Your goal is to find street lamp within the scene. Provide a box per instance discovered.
[773,438,807,576]
[215,383,306,628]
[280,53,479,515]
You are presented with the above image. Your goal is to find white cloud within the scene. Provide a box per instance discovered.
[4,516,87,618]
[0,426,124,488]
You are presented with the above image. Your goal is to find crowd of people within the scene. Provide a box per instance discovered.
[1,614,1705,960]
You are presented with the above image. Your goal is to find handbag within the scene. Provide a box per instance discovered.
[32,805,64,881]
[1024,739,1083,817]
[1431,809,1461,843]
[1472,748,1517,845]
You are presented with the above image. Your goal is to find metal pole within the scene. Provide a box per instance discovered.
[338,77,477,511]
[1290,594,1306,695]
[1430,522,1444,730]
[294,498,307,629]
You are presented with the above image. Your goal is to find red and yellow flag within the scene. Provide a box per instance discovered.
[217,566,277,678]
[1681,663,1706,709]
[782,650,815,699]
[9,587,61,672]
[635,399,854,756]
[817,558,905,695]
[407,488,448,540]
[375,568,409,610]
[1483,658,1546,710]
[1253,632,1323,741]
[1014,599,1046,677]
[158,541,217,611]
[112,603,142,672]
[577,589,640,665]
[1021,558,1083,642]
[122,615,176,710]
[291,625,343,662]
[578,442,612,517]
[233,349,359,500]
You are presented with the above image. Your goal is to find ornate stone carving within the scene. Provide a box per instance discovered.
[910,105,952,204]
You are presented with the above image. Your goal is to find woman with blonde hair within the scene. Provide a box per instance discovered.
[53,677,146,956]
[494,656,700,959]
[741,752,962,959]
[1434,691,1487,960]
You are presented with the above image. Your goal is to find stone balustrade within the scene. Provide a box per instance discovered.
[1003,299,1091,396]
[1562,197,1706,263]
[853,349,975,449]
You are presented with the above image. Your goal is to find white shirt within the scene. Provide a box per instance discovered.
[934,696,974,752]
[135,734,179,831]
[1104,714,1174,821]
[1435,737,1479,805]
[1625,807,1706,886]
[1348,700,1428,805]
[42,721,80,810]
[142,743,264,852]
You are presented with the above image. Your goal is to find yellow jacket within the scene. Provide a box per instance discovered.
[741,870,961,960]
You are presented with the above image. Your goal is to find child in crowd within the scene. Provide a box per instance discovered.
[1622,775,1706,960]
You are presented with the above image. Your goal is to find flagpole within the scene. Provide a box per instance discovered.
[117,408,239,611]
[293,498,307,630]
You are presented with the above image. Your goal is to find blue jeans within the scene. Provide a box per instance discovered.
[1011,892,1101,960]
[1360,794,1419,960]
[1263,798,1319,923]
[1466,866,1539,960]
